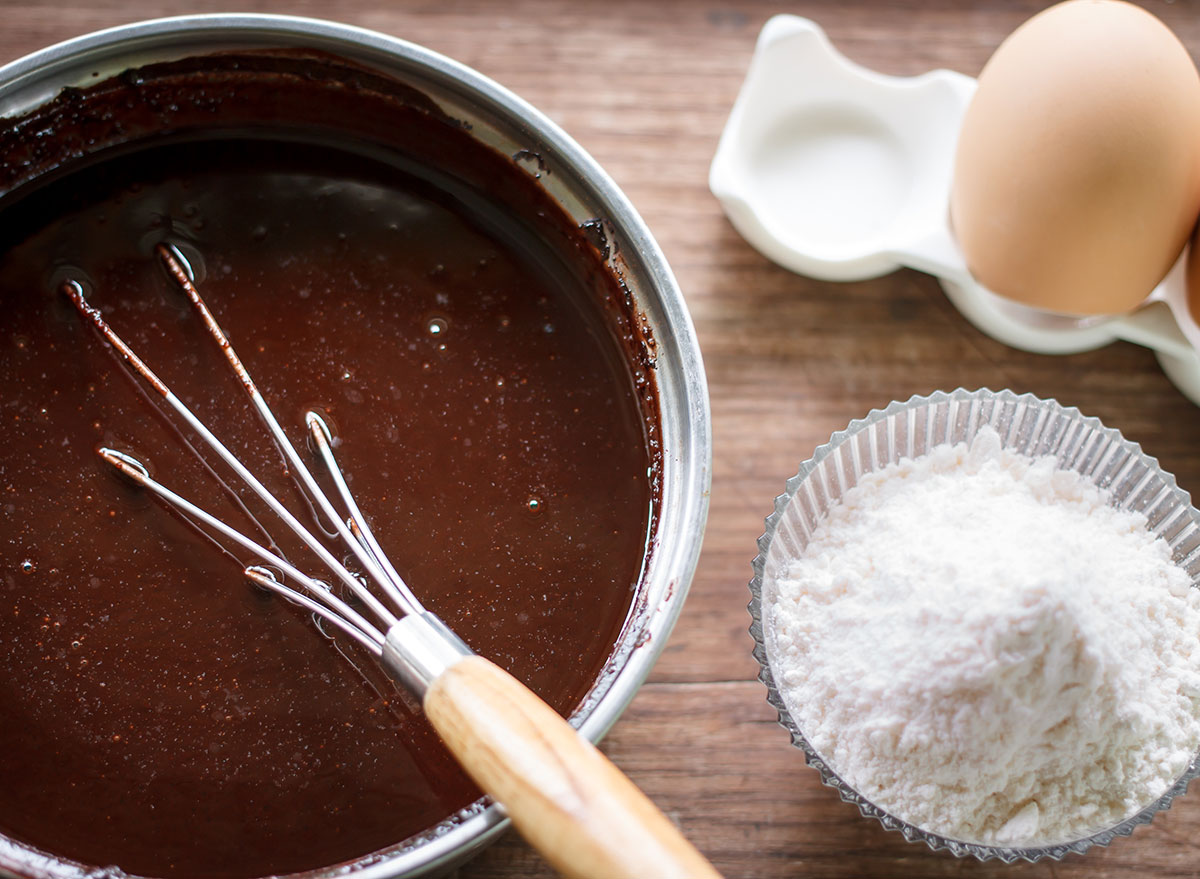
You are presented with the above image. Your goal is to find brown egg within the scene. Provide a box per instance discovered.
[951,0,1200,316]
[1188,212,1200,325]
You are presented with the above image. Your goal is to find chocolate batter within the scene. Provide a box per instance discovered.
[0,53,657,879]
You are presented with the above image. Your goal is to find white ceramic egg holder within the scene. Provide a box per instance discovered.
[710,14,1200,405]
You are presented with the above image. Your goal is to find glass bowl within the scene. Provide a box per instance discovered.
[748,387,1200,862]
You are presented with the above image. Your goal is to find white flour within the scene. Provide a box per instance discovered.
[768,427,1200,844]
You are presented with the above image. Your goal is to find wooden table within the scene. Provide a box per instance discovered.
[6,1,1200,876]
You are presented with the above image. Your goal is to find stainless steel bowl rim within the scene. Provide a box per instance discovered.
[748,387,1200,863]
[0,15,712,879]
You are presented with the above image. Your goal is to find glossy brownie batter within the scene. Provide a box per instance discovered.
[0,53,657,879]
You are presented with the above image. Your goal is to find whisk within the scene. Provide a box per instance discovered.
[62,244,721,879]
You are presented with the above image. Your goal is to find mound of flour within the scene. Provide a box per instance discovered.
[769,427,1200,844]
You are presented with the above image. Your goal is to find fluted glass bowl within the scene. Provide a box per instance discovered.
[748,388,1200,862]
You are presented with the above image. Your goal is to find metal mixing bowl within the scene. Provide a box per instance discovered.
[0,15,711,879]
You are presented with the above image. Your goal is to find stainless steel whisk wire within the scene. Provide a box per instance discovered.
[63,243,425,659]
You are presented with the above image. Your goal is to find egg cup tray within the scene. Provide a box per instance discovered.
[709,15,1200,406]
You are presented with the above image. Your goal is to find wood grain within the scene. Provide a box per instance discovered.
[425,656,721,879]
[6,1,1200,877]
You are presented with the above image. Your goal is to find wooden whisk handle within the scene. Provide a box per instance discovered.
[424,654,722,879]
